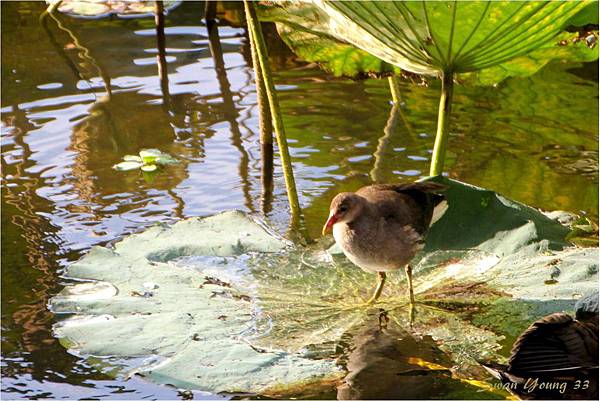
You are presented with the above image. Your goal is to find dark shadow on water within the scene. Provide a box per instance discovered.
[337,316,502,400]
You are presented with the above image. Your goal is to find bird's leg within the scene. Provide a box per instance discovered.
[405,265,415,304]
[408,301,415,328]
[377,308,389,329]
[366,272,386,304]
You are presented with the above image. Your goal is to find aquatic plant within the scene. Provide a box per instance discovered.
[49,180,598,395]
[260,1,599,175]
[113,149,178,172]
[245,0,303,229]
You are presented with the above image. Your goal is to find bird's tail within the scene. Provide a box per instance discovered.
[430,199,448,226]
[479,361,508,381]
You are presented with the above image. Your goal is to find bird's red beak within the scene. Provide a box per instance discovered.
[322,212,338,236]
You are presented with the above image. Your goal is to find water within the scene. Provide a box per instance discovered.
[1,1,598,399]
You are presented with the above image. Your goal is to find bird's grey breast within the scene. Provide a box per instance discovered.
[333,219,382,271]
[334,212,420,272]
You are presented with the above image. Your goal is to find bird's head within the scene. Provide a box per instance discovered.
[322,192,363,235]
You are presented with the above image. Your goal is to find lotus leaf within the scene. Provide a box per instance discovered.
[311,1,594,76]
[263,1,598,84]
[123,155,143,163]
[49,0,181,19]
[566,1,599,27]
[49,181,598,396]
[460,30,599,85]
[139,149,162,164]
[112,161,143,171]
[258,2,399,78]
[113,149,178,173]
[140,164,158,172]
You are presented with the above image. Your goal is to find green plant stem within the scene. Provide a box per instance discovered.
[247,27,273,146]
[247,20,274,215]
[243,0,302,223]
[429,72,454,176]
[387,74,402,104]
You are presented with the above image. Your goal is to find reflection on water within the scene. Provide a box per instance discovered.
[1,1,597,399]
[338,316,501,400]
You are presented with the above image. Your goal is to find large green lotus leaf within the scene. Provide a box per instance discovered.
[258,2,400,78]
[461,30,599,85]
[412,177,597,302]
[49,183,598,396]
[50,211,343,396]
[310,1,593,76]
[567,0,599,26]
[276,24,400,78]
[261,1,597,84]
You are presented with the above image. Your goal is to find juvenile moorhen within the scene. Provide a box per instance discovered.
[322,181,447,304]
[482,289,599,400]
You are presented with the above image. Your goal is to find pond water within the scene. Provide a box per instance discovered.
[1,1,598,399]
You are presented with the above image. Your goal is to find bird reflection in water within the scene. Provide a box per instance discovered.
[337,314,499,400]
[482,290,598,400]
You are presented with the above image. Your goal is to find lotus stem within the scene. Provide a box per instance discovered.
[260,143,274,214]
[243,0,302,223]
[155,1,171,110]
[387,74,402,104]
[205,0,217,25]
[247,25,273,147]
[247,17,274,214]
[429,71,454,176]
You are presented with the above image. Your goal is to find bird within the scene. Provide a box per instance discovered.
[481,289,599,400]
[321,181,448,304]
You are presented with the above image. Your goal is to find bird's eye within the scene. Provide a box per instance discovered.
[339,206,348,213]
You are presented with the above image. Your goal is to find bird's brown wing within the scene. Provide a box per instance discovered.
[508,313,599,374]
[363,181,448,195]
[357,182,447,234]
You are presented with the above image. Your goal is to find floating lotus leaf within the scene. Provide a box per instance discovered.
[49,181,598,396]
[138,148,162,163]
[48,0,181,19]
[123,155,143,162]
[154,155,178,165]
[140,164,157,172]
[112,160,143,171]
[113,149,178,173]
[50,211,343,395]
